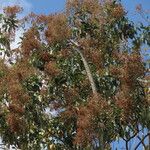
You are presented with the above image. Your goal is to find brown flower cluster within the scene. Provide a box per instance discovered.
[91,50,103,69]
[9,60,36,81]
[5,86,28,133]
[44,61,61,77]
[3,5,23,16]
[110,52,144,89]
[111,53,145,109]
[45,13,71,44]
[36,14,49,24]
[66,0,101,16]
[8,104,24,114]
[8,81,30,103]
[82,48,103,69]
[79,38,103,69]
[75,107,93,146]
[0,60,8,97]
[23,13,71,45]
[75,95,110,146]
[120,53,144,89]
[6,83,28,133]
[0,59,36,133]
[22,27,41,57]
[59,48,73,58]
[64,87,79,105]
[110,53,146,123]
[110,65,121,77]
[115,92,133,123]
[6,113,25,133]
[39,51,52,62]
[112,4,125,19]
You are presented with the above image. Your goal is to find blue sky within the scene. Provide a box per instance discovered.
[26,0,150,18]
[26,0,66,14]
[1,0,150,21]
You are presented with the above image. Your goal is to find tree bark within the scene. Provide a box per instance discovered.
[70,40,97,96]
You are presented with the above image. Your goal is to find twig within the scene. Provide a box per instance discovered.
[122,128,139,150]
[134,132,150,150]
[137,136,146,149]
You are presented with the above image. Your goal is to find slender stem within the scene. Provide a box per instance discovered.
[125,141,129,150]
[75,47,97,95]
[134,132,150,150]
[70,40,97,96]
[122,128,139,150]
[137,136,146,149]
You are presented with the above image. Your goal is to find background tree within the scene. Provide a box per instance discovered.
[0,0,149,149]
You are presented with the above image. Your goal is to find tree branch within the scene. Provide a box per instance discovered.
[122,127,140,150]
[137,136,146,149]
[69,39,97,96]
[134,132,150,150]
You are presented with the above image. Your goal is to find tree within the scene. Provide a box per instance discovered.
[0,0,149,149]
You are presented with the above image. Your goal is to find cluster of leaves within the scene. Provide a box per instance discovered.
[0,0,149,149]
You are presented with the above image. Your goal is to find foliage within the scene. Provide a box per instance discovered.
[0,1,150,149]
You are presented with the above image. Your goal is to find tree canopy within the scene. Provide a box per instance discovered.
[0,0,150,149]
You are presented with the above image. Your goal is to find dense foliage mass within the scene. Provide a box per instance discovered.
[0,0,150,149]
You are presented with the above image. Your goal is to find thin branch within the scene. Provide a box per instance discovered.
[134,132,150,150]
[69,39,97,96]
[125,140,129,150]
[137,136,146,149]
[122,127,140,150]
[122,130,139,142]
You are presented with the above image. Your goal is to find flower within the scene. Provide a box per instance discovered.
[3,5,23,16]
